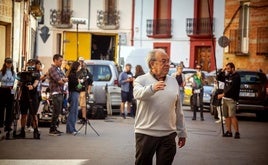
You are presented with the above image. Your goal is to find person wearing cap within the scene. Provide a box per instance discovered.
[77,57,93,122]
[0,57,16,139]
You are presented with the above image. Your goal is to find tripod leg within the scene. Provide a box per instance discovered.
[74,119,100,136]
[74,123,86,136]
[13,119,18,138]
[87,120,100,136]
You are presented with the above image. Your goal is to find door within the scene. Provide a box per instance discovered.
[195,46,211,72]
[63,31,91,61]
[0,25,6,66]
[91,34,118,62]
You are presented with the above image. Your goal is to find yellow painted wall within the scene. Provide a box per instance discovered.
[63,32,91,61]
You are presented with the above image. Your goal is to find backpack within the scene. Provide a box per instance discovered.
[91,105,106,119]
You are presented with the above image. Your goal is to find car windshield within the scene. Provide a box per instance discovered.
[238,72,266,84]
[87,65,112,81]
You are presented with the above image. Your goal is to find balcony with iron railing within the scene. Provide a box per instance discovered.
[97,10,120,30]
[146,19,172,38]
[186,17,214,37]
[50,9,73,28]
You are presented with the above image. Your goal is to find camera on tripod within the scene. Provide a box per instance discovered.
[17,66,39,84]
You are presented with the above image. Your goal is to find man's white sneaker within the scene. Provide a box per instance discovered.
[26,127,34,133]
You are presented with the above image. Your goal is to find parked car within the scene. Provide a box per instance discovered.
[84,60,121,114]
[237,70,268,119]
[169,67,211,106]
[203,75,215,109]
[211,70,268,120]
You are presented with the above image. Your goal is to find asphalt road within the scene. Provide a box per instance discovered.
[0,106,268,165]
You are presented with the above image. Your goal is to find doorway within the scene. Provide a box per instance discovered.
[91,35,116,61]
[195,46,211,72]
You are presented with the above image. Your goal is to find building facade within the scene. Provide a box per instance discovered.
[37,0,133,71]
[4,1,267,74]
[132,0,225,71]
[0,0,13,67]
[0,0,42,71]
[223,0,268,73]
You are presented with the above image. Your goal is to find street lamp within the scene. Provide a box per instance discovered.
[71,17,87,60]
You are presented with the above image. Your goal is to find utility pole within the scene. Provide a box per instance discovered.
[71,17,87,60]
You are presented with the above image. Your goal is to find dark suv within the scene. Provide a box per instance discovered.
[236,70,268,119]
[210,70,268,120]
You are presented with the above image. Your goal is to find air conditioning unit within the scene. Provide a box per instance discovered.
[241,37,249,54]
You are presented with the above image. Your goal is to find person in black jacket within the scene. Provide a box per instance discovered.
[16,59,41,139]
[66,61,81,134]
[217,62,241,139]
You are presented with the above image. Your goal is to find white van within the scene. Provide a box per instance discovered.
[125,48,151,74]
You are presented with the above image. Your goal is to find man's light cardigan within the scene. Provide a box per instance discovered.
[133,72,187,138]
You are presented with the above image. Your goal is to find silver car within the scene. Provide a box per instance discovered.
[84,60,121,112]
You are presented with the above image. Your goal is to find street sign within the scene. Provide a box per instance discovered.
[71,17,87,25]
[218,36,230,48]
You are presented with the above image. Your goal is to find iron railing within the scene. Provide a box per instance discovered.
[186,17,214,35]
[50,9,73,28]
[97,10,120,30]
[146,19,172,38]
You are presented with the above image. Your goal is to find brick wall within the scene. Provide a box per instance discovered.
[224,0,268,74]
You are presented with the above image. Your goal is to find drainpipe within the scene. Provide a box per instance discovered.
[88,0,90,30]
[131,0,135,46]
[140,0,143,47]
[11,0,14,60]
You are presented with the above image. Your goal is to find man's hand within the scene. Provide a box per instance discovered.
[152,81,166,92]
[27,85,35,90]
[126,77,133,82]
[218,93,224,99]
[62,78,68,82]
[178,137,186,148]
[59,78,68,85]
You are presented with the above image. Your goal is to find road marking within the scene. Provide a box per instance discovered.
[0,159,89,165]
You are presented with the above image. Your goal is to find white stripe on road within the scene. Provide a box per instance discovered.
[0,159,89,165]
